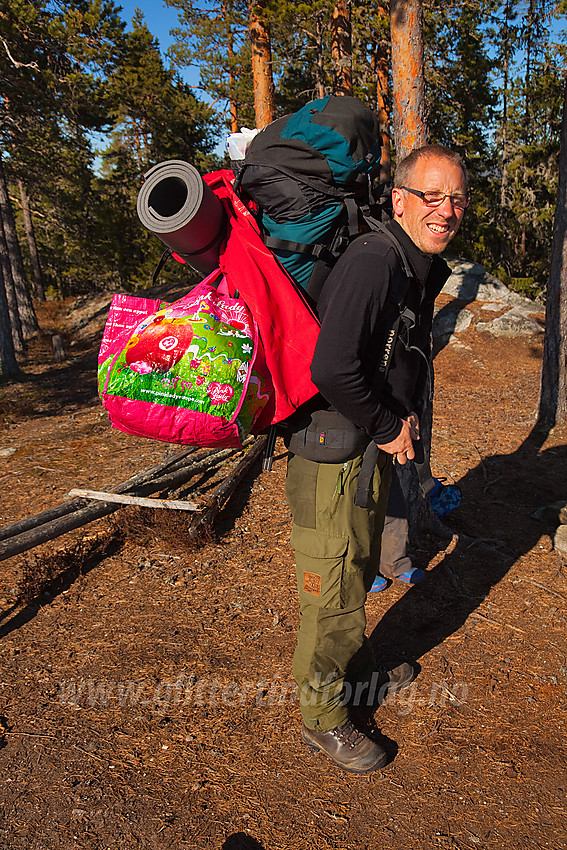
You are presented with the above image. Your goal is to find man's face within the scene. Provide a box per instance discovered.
[392,157,467,255]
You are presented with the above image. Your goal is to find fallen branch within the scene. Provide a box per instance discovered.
[0,446,198,543]
[189,436,267,538]
[526,579,567,602]
[469,611,525,634]
[0,444,249,562]
[68,489,199,511]
[137,447,237,495]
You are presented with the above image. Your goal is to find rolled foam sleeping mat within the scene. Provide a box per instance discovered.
[136,160,226,276]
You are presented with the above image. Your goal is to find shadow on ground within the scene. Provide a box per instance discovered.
[370,426,566,663]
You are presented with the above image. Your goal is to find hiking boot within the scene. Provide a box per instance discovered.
[301,719,388,773]
[348,661,415,707]
[380,661,414,692]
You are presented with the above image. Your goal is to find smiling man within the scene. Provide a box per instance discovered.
[285,144,468,773]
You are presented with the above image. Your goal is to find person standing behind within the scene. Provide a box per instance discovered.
[285,144,469,773]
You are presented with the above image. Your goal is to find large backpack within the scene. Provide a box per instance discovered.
[235,95,392,298]
[232,96,419,470]
[112,96,412,461]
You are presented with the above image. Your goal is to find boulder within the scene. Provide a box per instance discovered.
[438,260,544,338]
[443,260,528,305]
[433,306,473,341]
[553,524,567,561]
[476,305,543,337]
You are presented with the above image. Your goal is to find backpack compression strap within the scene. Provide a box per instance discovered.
[262,195,362,266]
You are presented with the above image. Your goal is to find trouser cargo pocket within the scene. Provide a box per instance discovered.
[290,525,349,609]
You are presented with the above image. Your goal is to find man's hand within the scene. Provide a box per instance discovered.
[376,412,420,465]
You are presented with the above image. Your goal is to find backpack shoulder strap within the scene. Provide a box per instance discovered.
[360,221,416,384]
[362,217,414,281]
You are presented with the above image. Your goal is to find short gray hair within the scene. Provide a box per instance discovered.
[394,144,469,190]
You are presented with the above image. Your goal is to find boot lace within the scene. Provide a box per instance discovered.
[333,720,366,749]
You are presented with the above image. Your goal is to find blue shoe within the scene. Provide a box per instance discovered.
[429,478,462,518]
[397,567,425,585]
[369,575,387,593]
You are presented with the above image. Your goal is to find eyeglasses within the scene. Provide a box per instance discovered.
[401,186,470,210]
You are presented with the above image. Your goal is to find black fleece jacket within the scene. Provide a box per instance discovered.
[310,219,451,445]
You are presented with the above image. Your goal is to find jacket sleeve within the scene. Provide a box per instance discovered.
[310,239,403,445]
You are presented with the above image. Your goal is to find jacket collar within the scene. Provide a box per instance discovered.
[386,219,451,295]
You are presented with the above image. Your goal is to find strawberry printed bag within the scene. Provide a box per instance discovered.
[97,272,273,448]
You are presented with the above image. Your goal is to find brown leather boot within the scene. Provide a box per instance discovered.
[301,720,388,773]
[348,661,415,708]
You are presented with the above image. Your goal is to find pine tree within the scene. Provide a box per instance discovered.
[249,0,276,126]
[166,0,253,130]
[0,264,19,378]
[497,1,565,291]
[390,0,428,157]
[331,0,353,94]
[539,78,567,427]
[98,14,218,289]
[17,180,45,301]
[0,0,125,293]
[0,159,38,338]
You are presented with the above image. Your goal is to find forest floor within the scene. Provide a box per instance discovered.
[0,289,566,850]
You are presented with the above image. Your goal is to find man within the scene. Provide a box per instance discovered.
[370,467,423,591]
[285,144,469,773]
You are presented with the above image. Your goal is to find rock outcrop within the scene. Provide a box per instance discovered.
[434,260,544,342]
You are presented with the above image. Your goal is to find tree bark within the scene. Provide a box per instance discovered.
[0,262,20,377]
[0,211,25,353]
[390,0,427,159]
[249,0,274,129]
[331,0,353,96]
[0,161,39,337]
[18,179,45,301]
[539,80,567,428]
[315,13,326,100]
[390,0,431,543]
[226,17,239,134]
[371,37,391,183]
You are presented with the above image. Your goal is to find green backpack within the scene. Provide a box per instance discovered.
[235,94,391,296]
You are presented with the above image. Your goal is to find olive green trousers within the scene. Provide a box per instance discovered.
[286,449,392,732]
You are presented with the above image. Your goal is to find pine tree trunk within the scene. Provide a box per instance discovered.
[539,80,567,428]
[371,38,391,183]
[315,13,326,99]
[249,0,274,129]
[227,22,239,134]
[18,180,46,302]
[390,0,431,543]
[0,263,20,377]
[390,0,428,159]
[499,1,511,264]
[331,0,353,96]
[0,164,39,338]
[0,211,25,353]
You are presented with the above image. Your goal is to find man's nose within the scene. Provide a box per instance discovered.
[437,195,459,216]
[437,195,455,215]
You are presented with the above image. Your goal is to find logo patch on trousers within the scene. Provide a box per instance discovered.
[303,572,322,595]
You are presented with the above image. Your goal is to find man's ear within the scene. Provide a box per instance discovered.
[392,187,404,217]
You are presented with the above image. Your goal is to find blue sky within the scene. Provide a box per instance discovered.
[92,2,224,167]
[116,0,198,86]
[111,1,228,154]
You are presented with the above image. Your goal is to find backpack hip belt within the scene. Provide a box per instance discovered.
[283,409,370,464]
